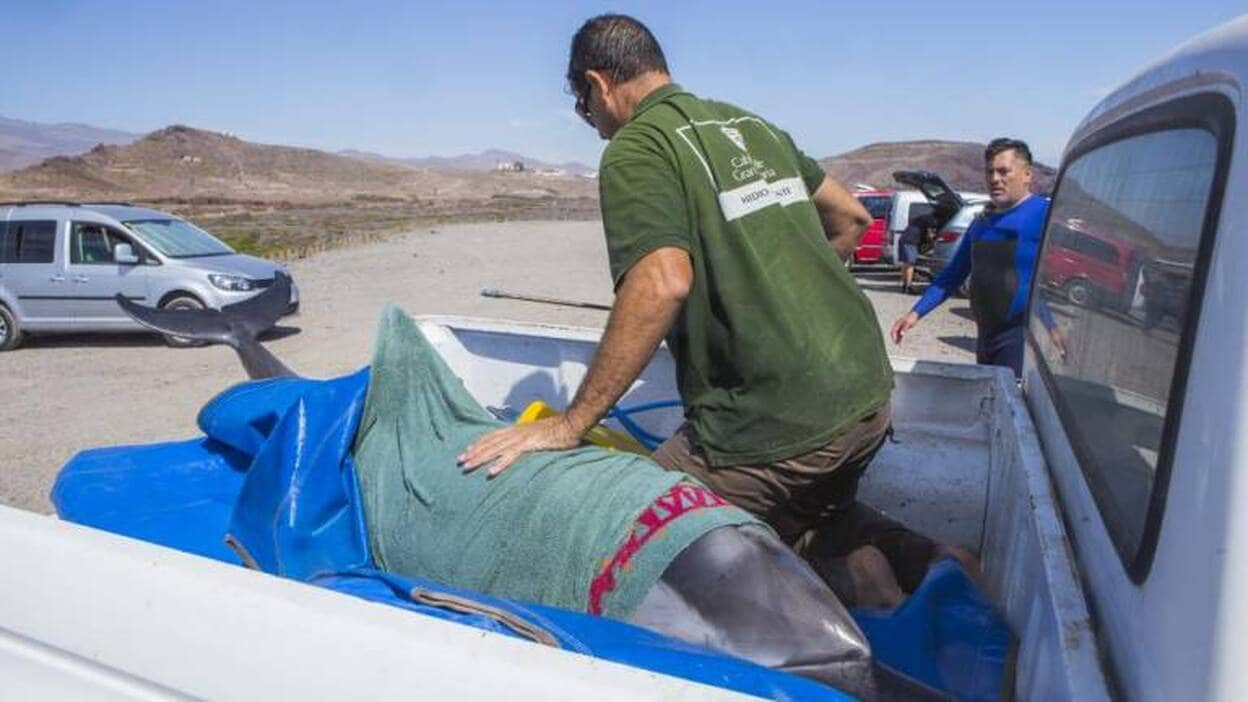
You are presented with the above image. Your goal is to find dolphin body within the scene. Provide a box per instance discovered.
[116,277,937,700]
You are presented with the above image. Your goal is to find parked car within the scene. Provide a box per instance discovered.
[881,189,932,265]
[850,188,892,264]
[882,183,988,266]
[0,202,298,350]
[915,200,988,279]
[892,171,989,285]
[1041,217,1140,311]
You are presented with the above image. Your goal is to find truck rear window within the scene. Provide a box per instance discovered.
[0,220,57,264]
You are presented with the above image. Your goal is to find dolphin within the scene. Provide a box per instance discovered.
[115,277,939,700]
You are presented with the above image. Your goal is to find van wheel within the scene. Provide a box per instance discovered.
[160,295,207,348]
[0,304,23,351]
[1065,280,1092,307]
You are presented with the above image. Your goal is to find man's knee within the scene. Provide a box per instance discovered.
[797,502,941,593]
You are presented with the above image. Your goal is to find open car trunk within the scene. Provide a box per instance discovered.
[893,170,965,229]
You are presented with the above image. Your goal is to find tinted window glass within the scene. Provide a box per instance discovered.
[857,195,891,219]
[1072,232,1120,264]
[1049,224,1073,248]
[70,223,131,264]
[124,218,232,258]
[907,203,933,225]
[1,220,57,263]
[1029,128,1216,563]
[948,203,985,229]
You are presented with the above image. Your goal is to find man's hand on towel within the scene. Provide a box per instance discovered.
[459,416,582,477]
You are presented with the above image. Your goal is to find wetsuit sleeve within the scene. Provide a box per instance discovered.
[912,221,978,317]
[599,134,692,287]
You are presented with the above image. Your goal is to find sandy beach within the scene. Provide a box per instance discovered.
[0,220,975,513]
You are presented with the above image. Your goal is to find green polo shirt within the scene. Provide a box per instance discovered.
[599,84,892,466]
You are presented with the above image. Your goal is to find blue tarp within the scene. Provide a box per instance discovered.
[53,370,1009,700]
[855,559,1011,700]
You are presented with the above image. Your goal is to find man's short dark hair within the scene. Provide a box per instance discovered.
[567,14,669,100]
[985,137,1033,165]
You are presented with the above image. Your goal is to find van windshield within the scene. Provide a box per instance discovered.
[124,219,234,258]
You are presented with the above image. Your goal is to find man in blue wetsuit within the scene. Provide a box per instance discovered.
[890,138,1058,376]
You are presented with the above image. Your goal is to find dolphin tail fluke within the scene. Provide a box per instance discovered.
[114,297,235,344]
[115,272,296,379]
[221,272,296,339]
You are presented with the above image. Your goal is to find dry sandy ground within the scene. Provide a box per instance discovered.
[0,220,974,514]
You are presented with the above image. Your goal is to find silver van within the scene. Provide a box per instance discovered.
[0,202,298,350]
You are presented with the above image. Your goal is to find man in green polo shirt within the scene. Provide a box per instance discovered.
[462,13,968,605]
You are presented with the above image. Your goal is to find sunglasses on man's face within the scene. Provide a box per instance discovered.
[574,83,594,127]
[574,97,591,126]
[574,91,594,125]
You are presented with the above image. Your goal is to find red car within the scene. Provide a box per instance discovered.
[852,189,893,264]
[1042,218,1139,311]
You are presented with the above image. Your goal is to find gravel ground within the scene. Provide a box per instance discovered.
[0,220,974,514]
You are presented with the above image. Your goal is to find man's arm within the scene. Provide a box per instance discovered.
[890,220,978,344]
[811,175,872,260]
[459,246,691,476]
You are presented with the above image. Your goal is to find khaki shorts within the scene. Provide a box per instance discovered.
[651,400,938,591]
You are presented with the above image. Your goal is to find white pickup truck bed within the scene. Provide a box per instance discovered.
[418,317,1114,700]
[0,316,1112,700]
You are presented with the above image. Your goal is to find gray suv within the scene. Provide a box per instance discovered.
[0,202,298,350]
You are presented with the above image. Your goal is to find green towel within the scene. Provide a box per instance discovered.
[352,306,758,619]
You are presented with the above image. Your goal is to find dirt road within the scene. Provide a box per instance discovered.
[0,220,974,513]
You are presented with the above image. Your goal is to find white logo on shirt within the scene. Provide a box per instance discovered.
[718,177,809,221]
[721,126,747,152]
[673,117,812,221]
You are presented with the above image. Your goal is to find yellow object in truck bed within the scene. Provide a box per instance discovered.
[517,400,651,456]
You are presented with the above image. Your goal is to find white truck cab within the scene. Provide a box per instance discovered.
[1021,15,1248,699]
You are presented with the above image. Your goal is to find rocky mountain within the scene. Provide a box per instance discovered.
[0,115,140,172]
[0,125,597,204]
[340,148,595,176]
[819,140,1057,194]
[0,124,1055,207]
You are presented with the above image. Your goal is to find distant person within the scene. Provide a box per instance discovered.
[890,138,1051,376]
[898,214,936,294]
[462,13,975,614]
[1141,260,1184,334]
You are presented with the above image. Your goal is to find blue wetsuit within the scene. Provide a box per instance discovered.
[912,195,1050,375]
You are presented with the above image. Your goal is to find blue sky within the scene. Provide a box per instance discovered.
[0,1,1243,167]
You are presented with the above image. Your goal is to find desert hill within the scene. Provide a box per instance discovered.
[0,126,1057,208]
[0,125,597,204]
[0,115,139,172]
[820,140,1057,193]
